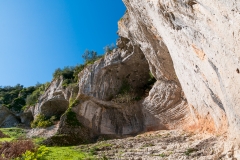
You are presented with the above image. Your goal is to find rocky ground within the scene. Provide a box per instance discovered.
[26,123,59,138]
[77,130,238,160]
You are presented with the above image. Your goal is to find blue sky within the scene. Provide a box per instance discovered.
[0,0,126,87]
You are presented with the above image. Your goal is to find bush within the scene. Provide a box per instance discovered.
[0,83,43,112]
[103,43,116,53]
[73,64,85,82]
[31,114,54,128]
[0,131,9,138]
[64,108,81,127]
[118,80,131,95]
[0,140,35,159]
[82,50,97,63]
[19,145,49,160]
[25,82,49,108]
[52,66,75,80]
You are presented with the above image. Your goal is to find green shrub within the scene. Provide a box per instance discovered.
[25,82,50,108]
[118,80,131,95]
[31,114,54,128]
[69,99,79,108]
[62,79,74,88]
[0,140,35,159]
[0,83,45,112]
[73,64,85,82]
[64,108,81,127]
[184,148,198,156]
[19,145,49,160]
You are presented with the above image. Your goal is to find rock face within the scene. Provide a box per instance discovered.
[0,105,19,127]
[118,2,194,131]
[120,0,240,140]
[75,39,151,135]
[26,0,240,145]
[30,36,168,140]
[32,78,70,118]
[78,37,150,101]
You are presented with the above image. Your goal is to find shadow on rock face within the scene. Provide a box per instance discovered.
[40,99,69,118]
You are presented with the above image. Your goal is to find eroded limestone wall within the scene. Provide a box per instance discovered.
[120,0,240,140]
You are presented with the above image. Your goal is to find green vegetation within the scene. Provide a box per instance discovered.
[0,128,26,142]
[52,49,104,89]
[25,82,50,108]
[146,72,156,89]
[31,114,55,128]
[17,145,50,160]
[184,148,198,156]
[103,44,116,53]
[142,143,155,148]
[64,99,81,127]
[64,108,81,127]
[0,82,50,112]
[118,80,131,95]
[159,153,166,157]
[0,47,106,112]
[44,146,93,160]
[69,98,79,108]
[82,49,104,65]
[0,84,33,112]
[0,128,95,159]
[112,80,142,103]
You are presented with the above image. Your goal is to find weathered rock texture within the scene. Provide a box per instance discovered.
[26,0,240,146]
[25,39,148,140]
[0,105,19,127]
[32,78,71,118]
[119,0,240,140]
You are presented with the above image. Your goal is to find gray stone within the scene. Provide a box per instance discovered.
[0,105,19,127]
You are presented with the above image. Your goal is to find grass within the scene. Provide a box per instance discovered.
[87,142,112,155]
[184,148,198,156]
[32,137,45,144]
[0,128,95,159]
[142,143,155,147]
[159,153,166,157]
[44,146,94,160]
[0,128,26,141]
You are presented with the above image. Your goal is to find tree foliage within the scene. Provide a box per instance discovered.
[82,49,97,63]
[103,43,116,53]
[0,82,50,112]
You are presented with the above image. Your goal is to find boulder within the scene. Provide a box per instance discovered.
[0,105,19,127]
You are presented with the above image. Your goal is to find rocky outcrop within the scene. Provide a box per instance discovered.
[0,105,19,127]
[30,36,169,141]
[24,0,240,146]
[72,95,145,135]
[119,0,240,141]
[32,78,71,118]
[118,4,193,130]
[78,37,150,101]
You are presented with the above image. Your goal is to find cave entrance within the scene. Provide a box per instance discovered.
[40,99,69,119]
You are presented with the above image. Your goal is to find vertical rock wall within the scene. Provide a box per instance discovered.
[120,0,240,140]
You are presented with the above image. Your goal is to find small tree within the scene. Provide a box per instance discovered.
[52,68,62,79]
[82,49,98,63]
[103,43,115,53]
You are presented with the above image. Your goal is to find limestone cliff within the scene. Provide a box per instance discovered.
[31,37,167,140]
[120,0,240,141]
[27,0,240,146]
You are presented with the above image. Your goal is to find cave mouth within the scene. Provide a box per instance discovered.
[40,99,69,118]
[105,40,157,103]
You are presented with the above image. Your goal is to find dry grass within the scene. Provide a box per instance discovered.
[0,131,9,138]
[0,139,35,159]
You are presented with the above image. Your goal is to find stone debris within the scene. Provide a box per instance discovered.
[78,130,239,160]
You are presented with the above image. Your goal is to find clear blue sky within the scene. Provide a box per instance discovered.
[0,0,126,87]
